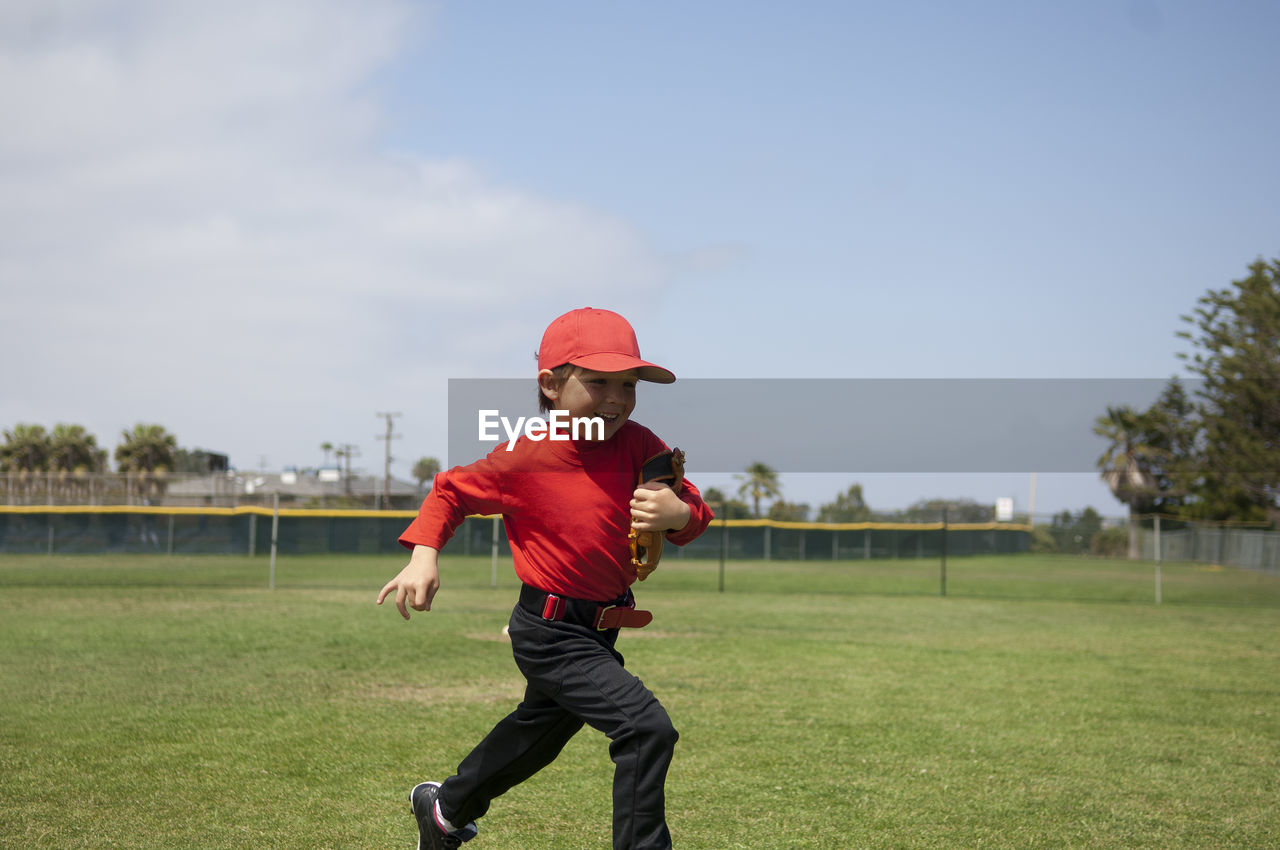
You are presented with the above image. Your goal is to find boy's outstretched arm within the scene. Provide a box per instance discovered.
[376,544,442,620]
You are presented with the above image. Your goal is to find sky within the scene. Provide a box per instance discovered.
[3,0,1278,518]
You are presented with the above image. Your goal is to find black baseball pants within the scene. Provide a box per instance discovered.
[436,599,678,850]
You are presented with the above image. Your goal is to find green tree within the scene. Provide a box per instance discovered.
[412,456,442,491]
[115,424,178,503]
[734,462,781,518]
[817,483,872,522]
[1,424,52,503]
[1096,380,1199,556]
[1049,507,1105,555]
[48,424,107,504]
[767,500,811,522]
[1090,526,1130,558]
[1095,405,1160,514]
[1094,404,1162,556]
[701,487,751,519]
[903,497,993,523]
[1144,378,1199,510]
[1176,257,1280,521]
[48,424,106,474]
[1,424,51,472]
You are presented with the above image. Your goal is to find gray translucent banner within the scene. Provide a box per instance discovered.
[448,378,1181,473]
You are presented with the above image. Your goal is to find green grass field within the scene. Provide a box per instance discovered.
[2,553,1278,849]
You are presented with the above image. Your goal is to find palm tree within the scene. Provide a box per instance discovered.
[320,442,334,467]
[1,424,50,472]
[1094,406,1160,558]
[412,457,442,492]
[734,461,781,518]
[115,424,178,504]
[49,424,107,504]
[1,424,51,504]
[49,424,106,473]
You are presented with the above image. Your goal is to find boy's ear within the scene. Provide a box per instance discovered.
[537,369,561,401]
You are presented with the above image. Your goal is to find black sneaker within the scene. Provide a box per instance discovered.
[410,782,478,849]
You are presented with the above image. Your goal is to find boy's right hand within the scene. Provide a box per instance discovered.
[376,545,441,620]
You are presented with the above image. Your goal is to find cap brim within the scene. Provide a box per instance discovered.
[569,352,676,383]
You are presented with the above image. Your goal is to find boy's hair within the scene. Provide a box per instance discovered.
[537,363,578,414]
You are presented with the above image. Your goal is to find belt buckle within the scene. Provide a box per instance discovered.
[593,604,616,631]
[542,594,566,621]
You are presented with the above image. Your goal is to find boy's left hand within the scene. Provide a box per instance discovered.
[630,482,691,533]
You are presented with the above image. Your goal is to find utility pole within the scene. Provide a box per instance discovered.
[335,443,360,498]
[376,412,402,509]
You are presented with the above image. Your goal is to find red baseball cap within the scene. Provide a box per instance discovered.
[537,307,675,383]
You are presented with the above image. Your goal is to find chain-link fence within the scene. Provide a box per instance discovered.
[0,507,1032,558]
[3,507,1276,577]
[0,507,413,556]
[1134,517,1280,574]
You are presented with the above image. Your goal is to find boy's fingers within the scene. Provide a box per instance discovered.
[631,494,659,512]
[412,583,430,612]
[376,580,396,606]
[633,485,676,514]
[395,586,410,620]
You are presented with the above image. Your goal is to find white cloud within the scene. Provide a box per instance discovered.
[0,0,670,472]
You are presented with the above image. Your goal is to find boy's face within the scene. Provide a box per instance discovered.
[541,367,638,440]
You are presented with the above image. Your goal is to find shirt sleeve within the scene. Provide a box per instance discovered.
[398,451,508,551]
[667,475,714,546]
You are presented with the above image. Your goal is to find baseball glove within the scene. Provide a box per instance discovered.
[629,448,685,581]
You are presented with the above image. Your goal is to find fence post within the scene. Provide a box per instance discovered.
[167,513,175,556]
[268,495,279,589]
[1154,514,1162,605]
[940,509,948,597]
[718,512,727,592]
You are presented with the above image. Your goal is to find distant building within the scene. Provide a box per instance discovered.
[165,469,423,509]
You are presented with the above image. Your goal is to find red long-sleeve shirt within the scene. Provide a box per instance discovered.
[399,420,714,601]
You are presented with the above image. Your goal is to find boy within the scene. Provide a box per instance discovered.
[377,307,714,850]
